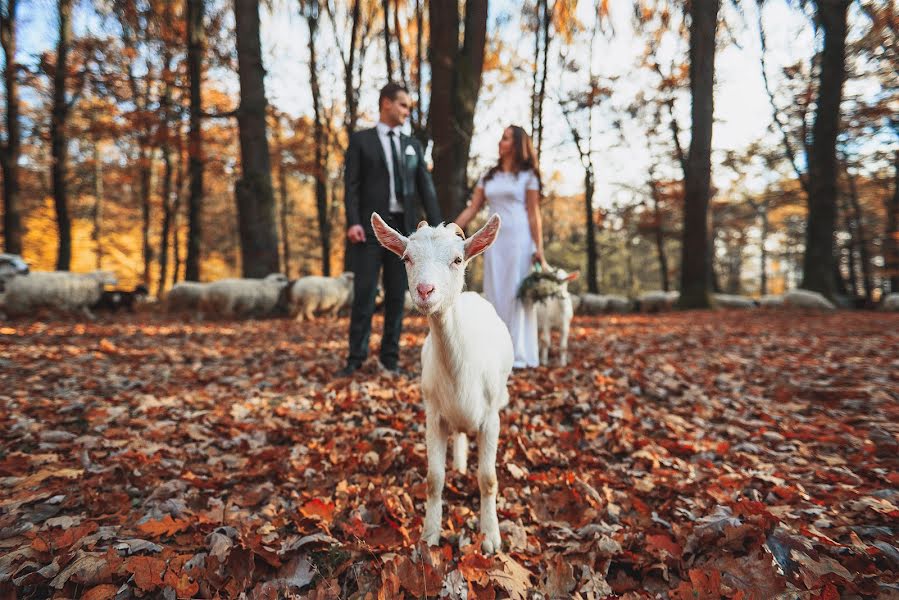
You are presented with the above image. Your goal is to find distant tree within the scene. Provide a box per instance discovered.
[233,0,279,277]
[0,0,22,255]
[678,0,719,308]
[429,0,487,219]
[185,0,205,281]
[50,0,74,270]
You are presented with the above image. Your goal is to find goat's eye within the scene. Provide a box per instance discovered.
[402,255,412,264]
[453,257,463,265]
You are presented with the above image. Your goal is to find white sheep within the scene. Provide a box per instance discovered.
[882,293,899,311]
[1,270,118,318]
[286,272,354,321]
[201,273,289,318]
[371,212,512,554]
[759,294,784,308]
[534,268,579,367]
[165,281,210,313]
[637,290,679,312]
[783,289,836,310]
[713,293,758,309]
[578,293,632,314]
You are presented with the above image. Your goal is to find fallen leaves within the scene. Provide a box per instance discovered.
[1,311,897,597]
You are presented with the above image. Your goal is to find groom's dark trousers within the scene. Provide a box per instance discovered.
[343,127,441,369]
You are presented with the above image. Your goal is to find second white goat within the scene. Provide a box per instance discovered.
[533,268,579,366]
[371,212,513,554]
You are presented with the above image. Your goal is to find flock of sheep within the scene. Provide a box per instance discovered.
[2,252,898,322]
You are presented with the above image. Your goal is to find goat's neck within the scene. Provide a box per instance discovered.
[426,304,466,373]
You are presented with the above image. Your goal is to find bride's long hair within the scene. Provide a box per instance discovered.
[483,125,542,191]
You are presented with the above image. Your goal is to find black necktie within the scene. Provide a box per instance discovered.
[387,130,404,205]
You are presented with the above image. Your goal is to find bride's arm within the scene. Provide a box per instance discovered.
[525,189,548,267]
[454,186,486,230]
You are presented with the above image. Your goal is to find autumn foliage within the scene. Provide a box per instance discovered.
[1,311,897,598]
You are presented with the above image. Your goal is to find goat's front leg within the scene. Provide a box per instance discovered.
[477,411,501,553]
[422,411,449,546]
[539,321,550,366]
[559,318,570,367]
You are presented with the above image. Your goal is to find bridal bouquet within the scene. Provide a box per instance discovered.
[517,265,563,303]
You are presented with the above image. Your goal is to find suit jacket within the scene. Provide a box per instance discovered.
[344,127,442,236]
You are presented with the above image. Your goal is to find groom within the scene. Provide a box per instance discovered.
[337,83,442,377]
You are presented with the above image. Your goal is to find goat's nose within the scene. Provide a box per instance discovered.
[417,283,435,300]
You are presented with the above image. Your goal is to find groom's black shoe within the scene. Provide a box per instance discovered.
[336,363,361,377]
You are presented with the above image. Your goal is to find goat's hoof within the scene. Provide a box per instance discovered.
[481,534,501,554]
[422,531,440,546]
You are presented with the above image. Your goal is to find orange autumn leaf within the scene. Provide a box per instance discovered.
[136,515,191,538]
[300,498,336,522]
[124,556,166,591]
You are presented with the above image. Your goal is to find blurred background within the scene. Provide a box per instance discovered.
[0,0,895,306]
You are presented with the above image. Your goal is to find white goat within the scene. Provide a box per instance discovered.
[165,281,210,313]
[534,269,579,366]
[287,272,354,321]
[759,294,784,308]
[371,212,513,554]
[200,274,289,318]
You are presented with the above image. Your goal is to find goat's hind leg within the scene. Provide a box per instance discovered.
[477,411,501,553]
[422,412,450,546]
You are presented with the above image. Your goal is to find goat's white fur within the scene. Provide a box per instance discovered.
[371,212,513,554]
[165,281,210,313]
[533,268,579,366]
[882,293,899,311]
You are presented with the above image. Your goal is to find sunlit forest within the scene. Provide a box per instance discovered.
[0,0,896,306]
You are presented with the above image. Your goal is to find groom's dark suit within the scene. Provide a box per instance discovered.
[344,125,441,370]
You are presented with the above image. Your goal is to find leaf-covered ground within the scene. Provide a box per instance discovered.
[1,311,898,599]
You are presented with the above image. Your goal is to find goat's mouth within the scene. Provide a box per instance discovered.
[413,295,440,314]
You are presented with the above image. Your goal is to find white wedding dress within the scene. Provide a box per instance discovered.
[479,169,540,368]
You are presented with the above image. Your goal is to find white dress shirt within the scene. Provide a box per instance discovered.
[376,121,404,213]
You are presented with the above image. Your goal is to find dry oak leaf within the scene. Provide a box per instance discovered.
[487,553,533,600]
[124,556,166,591]
[49,551,110,589]
[459,553,493,586]
[300,498,336,522]
[81,584,118,600]
[136,514,191,538]
[396,554,444,598]
[670,568,722,600]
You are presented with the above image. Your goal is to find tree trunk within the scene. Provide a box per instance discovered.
[841,198,858,298]
[846,168,873,304]
[584,167,598,293]
[305,1,331,276]
[886,149,899,294]
[92,141,103,270]
[650,181,670,292]
[272,116,291,278]
[172,139,185,285]
[234,0,280,277]
[393,0,408,88]
[157,65,175,296]
[429,0,488,220]
[759,203,768,296]
[343,0,361,136]
[412,0,426,144]
[139,148,153,284]
[534,0,551,162]
[678,0,719,308]
[382,0,393,80]
[186,0,205,281]
[0,0,22,255]
[801,0,849,298]
[51,0,73,271]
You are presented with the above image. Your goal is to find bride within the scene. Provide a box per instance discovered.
[454,125,548,369]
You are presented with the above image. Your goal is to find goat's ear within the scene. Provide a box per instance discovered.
[371,212,408,257]
[464,214,501,261]
[565,271,580,282]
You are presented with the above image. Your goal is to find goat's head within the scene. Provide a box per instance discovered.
[372,213,501,315]
[552,268,580,293]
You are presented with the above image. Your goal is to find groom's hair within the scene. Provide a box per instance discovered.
[379,82,409,106]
